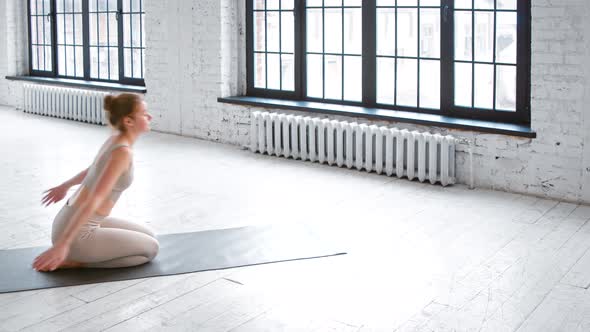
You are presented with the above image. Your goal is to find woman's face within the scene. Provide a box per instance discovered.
[130,101,152,133]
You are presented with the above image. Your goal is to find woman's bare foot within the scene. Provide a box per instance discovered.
[58,260,85,269]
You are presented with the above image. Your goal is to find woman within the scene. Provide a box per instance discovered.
[33,93,159,272]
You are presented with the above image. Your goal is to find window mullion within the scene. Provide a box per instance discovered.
[362,0,376,106]
[297,0,305,99]
[440,0,454,116]
[82,0,90,79]
[118,0,124,81]
[516,0,531,124]
[51,0,58,76]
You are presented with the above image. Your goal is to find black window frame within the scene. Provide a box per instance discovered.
[246,0,531,125]
[27,0,145,87]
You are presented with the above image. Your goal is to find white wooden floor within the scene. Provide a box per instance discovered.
[1,106,590,332]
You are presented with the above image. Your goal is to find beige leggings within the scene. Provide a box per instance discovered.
[51,205,160,268]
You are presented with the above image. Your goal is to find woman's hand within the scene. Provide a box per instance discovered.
[32,243,70,272]
[41,184,69,206]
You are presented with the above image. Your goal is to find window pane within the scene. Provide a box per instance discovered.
[455,0,472,9]
[44,16,52,45]
[98,0,107,11]
[498,0,517,10]
[454,11,472,61]
[109,48,119,80]
[282,0,294,10]
[266,12,279,53]
[66,45,75,76]
[65,15,74,44]
[74,14,83,45]
[37,17,44,45]
[420,9,440,58]
[397,8,417,57]
[496,12,517,64]
[325,55,342,100]
[141,14,145,46]
[420,0,440,5]
[99,48,109,79]
[496,65,516,111]
[377,57,396,105]
[454,62,472,107]
[419,60,440,109]
[32,46,39,70]
[281,54,295,91]
[307,0,322,6]
[253,0,264,10]
[474,11,494,63]
[31,17,38,44]
[325,9,342,54]
[344,0,362,5]
[74,0,82,12]
[343,8,362,55]
[306,9,323,53]
[474,63,493,109]
[39,45,45,70]
[30,0,37,15]
[45,46,52,71]
[89,0,96,12]
[132,14,142,47]
[131,0,141,12]
[254,12,265,52]
[397,58,417,106]
[58,45,66,75]
[377,0,395,5]
[108,0,117,11]
[91,46,98,78]
[307,54,323,98]
[254,53,266,88]
[133,48,142,78]
[109,13,118,46]
[123,14,131,47]
[475,0,494,10]
[89,13,97,45]
[124,48,131,77]
[343,56,362,102]
[75,46,83,76]
[325,0,342,6]
[377,8,395,56]
[397,0,417,6]
[267,0,279,10]
[267,53,280,89]
[98,13,108,46]
[281,11,294,53]
[123,0,130,12]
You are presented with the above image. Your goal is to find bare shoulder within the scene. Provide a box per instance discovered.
[109,146,133,164]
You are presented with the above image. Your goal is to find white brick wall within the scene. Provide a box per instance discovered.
[0,0,27,107]
[1,0,589,204]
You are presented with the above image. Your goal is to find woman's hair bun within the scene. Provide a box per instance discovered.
[104,95,115,112]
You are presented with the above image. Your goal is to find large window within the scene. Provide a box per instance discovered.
[247,0,530,124]
[28,0,145,85]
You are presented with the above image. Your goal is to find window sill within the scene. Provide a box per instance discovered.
[218,96,536,139]
[5,76,146,93]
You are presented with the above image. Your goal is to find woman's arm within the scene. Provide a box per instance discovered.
[34,148,132,271]
[62,168,89,188]
[41,168,89,206]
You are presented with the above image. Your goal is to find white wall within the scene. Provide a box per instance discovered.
[1,0,589,204]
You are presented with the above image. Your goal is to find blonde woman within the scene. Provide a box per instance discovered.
[33,93,159,271]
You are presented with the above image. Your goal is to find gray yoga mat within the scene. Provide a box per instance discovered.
[0,224,345,293]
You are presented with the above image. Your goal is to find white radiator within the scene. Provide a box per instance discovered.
[249,111,457,186]
[22,84,108,125]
